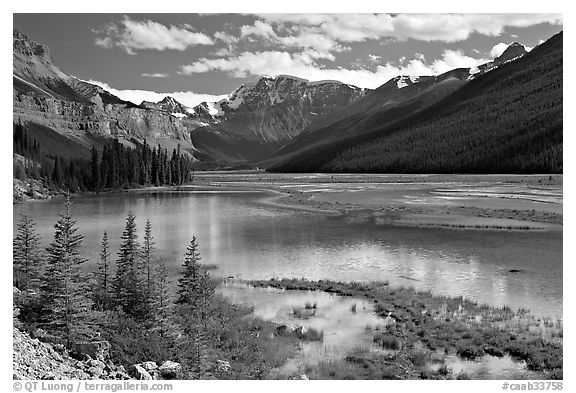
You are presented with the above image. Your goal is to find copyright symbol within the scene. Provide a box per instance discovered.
[13,382,22,391]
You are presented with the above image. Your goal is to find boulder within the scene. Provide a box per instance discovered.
[128,364,152,380]
[73,341,111,361]
[158,361,182,379]
[141,361,158,372]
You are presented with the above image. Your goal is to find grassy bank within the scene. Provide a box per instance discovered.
[248,278,563,379]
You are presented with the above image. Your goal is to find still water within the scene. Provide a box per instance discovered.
[13,190,562,318]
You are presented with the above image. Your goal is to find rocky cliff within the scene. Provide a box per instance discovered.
[13,29,195,154]
[13,29,368,163]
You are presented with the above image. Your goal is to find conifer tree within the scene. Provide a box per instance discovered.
[90,146,100,191]
[141,219,155,310]
[152,259,171,337]
[176,237,203,306]
[175,237,214,378]
[41,195,91,346]
[93,231,111,310]
[113,211,142,316]
[13,211,42,290]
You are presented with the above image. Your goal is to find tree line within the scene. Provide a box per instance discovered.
[13,121,196,192]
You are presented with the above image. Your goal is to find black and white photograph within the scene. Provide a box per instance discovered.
[7,4,568,390]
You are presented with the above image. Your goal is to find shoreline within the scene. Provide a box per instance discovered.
[16,172,563,232]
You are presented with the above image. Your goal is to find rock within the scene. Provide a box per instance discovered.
[128,364,152,380]
[216,360,231,372]
[87,365,105,378]
[276,324,290,336]
[73,341,111,361]
[158,361,182,379]
[141,361,158,372]
[13,327,91,380]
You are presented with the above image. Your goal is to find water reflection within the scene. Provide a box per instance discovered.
[13,191,562,317]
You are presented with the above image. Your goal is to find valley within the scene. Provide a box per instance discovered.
[12,16,564,382]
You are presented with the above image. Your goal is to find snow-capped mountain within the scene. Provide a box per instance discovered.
[185,75,369,162]
[141,96,190,117]
[13,27,535,166]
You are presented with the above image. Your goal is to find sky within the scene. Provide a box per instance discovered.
[13,13,563,108]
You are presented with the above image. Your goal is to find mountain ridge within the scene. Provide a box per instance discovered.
[271,32,562,174]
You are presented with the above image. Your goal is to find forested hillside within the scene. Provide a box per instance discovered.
[14,121,196,192]
[272,32,562,174]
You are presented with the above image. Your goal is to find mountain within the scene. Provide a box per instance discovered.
[264,42,534,168]
[141,96,189,116]
[13,29,369,165]
[186,75,369,162]
[13,29,195,157]
[271,33,562,173]
[264,68,473,167]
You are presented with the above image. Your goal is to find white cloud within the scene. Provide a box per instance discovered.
[180,49,489,89]
[240,21,277,39]
[490,42,510,58]
[368,54,382,63]
[82,79,228,108]
[254,13,562,46]
[141,73,169,78]
[94,16,214,54]
[214,31,239,44]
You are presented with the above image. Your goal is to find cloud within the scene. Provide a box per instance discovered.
[82,79,228,108]
[94,16,214,54]
[180,49,490,89]
[254,13,562,46]
[240,21,277,39]
[214,31,239,45]
[141,73,169,78]
[368,54,382,63]
[490,42,510,58]
[489,42,533,58]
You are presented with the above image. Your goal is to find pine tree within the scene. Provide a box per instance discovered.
[41,195,91,346]
[90,146,100,191]
[152,259,171,337]
[141,219,155,311]
[13,211,42,290]
[175,237,214,378]
[176,237,203,306]
[93,231,111,310]
[113,211,142,316]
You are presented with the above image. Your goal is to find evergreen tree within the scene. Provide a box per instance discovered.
[141,219,155,311]
[151,259,171,337]
[52,156,64,186]
[175,237,215,378]
[176,237,205,306]
[90,146,100,191]
[93,231,111,310]
[113,211,142,316]
[41,196,91,346]
[13,211,42,290]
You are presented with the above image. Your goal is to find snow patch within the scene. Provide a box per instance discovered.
[171,112,186,119]
[206,101,224,116]
[396,76,408,89]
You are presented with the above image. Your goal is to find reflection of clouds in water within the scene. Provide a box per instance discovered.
[14,191,562,318]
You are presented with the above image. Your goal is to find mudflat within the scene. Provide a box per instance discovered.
[189,172,563,231]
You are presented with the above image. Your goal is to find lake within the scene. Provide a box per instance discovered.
[13,188,563,318]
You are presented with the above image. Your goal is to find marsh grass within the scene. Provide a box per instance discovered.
[249,278,563,379]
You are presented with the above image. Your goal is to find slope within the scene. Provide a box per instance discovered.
[271,32,562,174]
